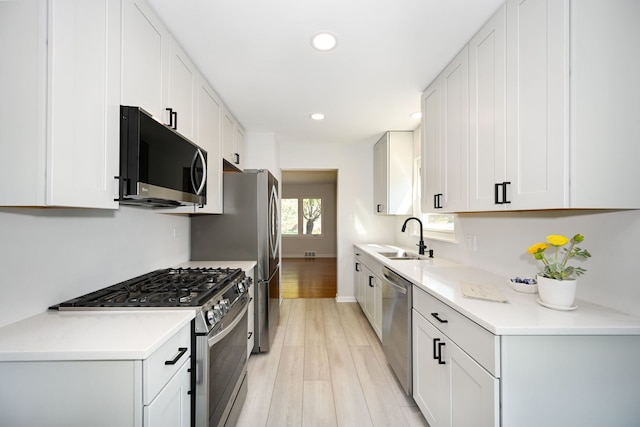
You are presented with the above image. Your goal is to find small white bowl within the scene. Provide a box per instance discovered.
[509,278,538,294]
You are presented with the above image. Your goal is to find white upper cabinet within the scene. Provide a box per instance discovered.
[166,39,197,140]
[568,0,640,208]
[504,0,568,210]
[122,0,195,139]
[0,0,121,209]
[431,0,640,211]
[374,131,413,215]
[421,46,469,213]
[222,108,244,171]
[193,79,223,214]
[121,0,169,121]
[469,5,507,211]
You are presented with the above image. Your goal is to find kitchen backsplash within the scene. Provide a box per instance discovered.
[396,209,640,317]
[0,206,190,328]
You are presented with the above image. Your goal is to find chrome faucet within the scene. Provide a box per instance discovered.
[401,217,428,255]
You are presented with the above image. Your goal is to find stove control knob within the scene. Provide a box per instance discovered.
[207,306,221,325]
[220,298,231,313]
[237,282,246,293]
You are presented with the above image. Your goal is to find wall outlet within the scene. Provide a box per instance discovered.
[304,251,316,257]
[466,235,477,251]
[173,228,182,239]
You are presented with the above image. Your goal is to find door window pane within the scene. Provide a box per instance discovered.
[303,198,322,235]
[281,198,298,235]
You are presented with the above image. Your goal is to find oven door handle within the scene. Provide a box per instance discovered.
[208,301,249,348]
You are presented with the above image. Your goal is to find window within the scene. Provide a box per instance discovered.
[281,198,322,236]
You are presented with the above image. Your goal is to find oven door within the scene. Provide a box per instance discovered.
[196,298,249,427]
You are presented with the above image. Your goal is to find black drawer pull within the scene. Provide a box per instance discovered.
[368,276,374,288]
[431,313,448,323]
[165,347,188,365]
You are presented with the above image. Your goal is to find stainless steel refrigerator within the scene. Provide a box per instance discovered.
[191,169,280,353]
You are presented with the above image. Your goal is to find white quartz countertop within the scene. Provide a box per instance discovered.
[0,310,195,362]
[355,243,640,336]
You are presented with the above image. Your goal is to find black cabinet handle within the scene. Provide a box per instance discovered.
[376,204,383,213]
[248,332,253,339]
[165,347,188,365]
[502,181,511,204]
[355,262,361,272]
[433,193,443,209]
[368,276,374,288]
[495,181,512,204]
[234,152,240,164]
[437,341,446,364]
[433,338,446,364]
[172,111,178,130]
[431,313,448,323]
[166,108,174,128]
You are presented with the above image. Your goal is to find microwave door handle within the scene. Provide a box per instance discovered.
[191,148,207,196]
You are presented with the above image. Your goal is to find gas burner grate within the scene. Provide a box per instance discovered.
[54,267,243,308]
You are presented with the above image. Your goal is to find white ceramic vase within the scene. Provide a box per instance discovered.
[537,275,577,308]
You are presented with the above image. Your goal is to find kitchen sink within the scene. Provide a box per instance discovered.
[378,250,426,260]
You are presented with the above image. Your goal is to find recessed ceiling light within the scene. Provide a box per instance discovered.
[410,112,422,119]
[311,32,337,51]
[310,113,325,121]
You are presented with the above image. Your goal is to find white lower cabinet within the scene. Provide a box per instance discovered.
[413,308,498,427]
[0,323,191,427]
[354,248,382,339]
[144,358,191,427]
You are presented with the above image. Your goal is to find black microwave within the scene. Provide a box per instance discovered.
[118,106,207,208]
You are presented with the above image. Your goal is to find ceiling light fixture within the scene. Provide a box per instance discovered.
[310,113,325,121]
[311,32,337,51]
[410,112,422,119]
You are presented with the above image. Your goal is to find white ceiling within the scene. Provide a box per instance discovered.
[146,0,504,146]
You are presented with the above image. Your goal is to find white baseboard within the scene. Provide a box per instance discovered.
[336,295,356,303]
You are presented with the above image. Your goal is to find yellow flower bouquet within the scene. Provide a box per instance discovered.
[527,234,591,280]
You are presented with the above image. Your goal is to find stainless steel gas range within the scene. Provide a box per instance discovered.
[52,267,252,427]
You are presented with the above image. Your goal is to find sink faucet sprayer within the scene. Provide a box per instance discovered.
[401,217,433,257]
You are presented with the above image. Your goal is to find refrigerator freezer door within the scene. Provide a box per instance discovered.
[255,266,280,353]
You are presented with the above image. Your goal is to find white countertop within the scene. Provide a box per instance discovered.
[355,243,640,336]
[0,310,195,362]
[0,261,256,362]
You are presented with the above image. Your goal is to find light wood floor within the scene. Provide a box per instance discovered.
[237,298,428,427]
[282,258,337,299]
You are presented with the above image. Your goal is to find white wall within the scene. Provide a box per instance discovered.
[279,139,396,301]
[282,182,337,257]
[0,207,190,328]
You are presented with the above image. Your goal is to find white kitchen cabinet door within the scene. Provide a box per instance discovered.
[421,79,443,213]
[448,337,499,427]
[373,131,413,215]
[354,254,365,307]
[568,0,640,208]
[505,0,569,210]
[0,0,120,209]
[192,79,223,214]
[121,0,170,121]
[413,309,498,427]
[421,47,469,213]
[167,39,197,140]
[144,359,191,427]
[222,108,244,170]
[363,268,375,326]
[469,5,507,211]
[413,309,450,427]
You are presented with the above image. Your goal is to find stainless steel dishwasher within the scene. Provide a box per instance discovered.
[382,266,412,396]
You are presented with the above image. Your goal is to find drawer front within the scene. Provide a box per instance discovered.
[413,286,499,376]
[143,323,191,404]
[358,251,384,279]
